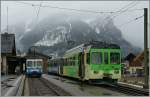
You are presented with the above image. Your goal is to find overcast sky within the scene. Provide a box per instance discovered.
[1,1,149,49]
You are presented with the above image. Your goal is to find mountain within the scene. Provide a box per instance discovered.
[5,14,141,57]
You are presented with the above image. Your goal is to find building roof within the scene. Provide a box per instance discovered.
[124,53,136,61]
[85,41,120,49]
[26,49,51,59]
[125,52,144,67]
[1,33,16,55]
[130,51,144,67]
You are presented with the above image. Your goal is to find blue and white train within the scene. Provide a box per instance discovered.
[48,58,63,75]
[26,59,43,77]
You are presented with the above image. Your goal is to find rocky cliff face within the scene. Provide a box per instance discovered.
[6,14,141,57]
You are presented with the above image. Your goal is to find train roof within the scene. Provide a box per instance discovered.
[50,57,64,60]
[64,41,120,57]
[84,41,120,49]
[26,59,43,61]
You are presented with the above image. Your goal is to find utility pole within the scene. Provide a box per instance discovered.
[143,8,149,89]
[7,6,8,33]
[5,6,9,80]
[34,46,35,57]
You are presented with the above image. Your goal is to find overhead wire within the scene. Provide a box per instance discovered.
[15,1,35,6]
[117,15,144,28]
[16,1,112,13]
[114,1,139,13]
[40,5,115,14]
[15,1,143,14]
[101,1,140,26]
[14,1,145,29]
[110,1,140,20]
[101,1,138,21]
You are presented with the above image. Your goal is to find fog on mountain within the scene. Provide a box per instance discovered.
[5,14,141,57]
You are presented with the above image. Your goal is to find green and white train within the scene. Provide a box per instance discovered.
[48,41,121,83]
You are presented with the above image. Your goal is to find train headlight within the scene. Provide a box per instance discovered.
[114,70,119,74]
[38,68,42,72]
[93,71,99,74]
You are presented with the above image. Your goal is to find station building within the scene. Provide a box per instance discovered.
[1,33,16,75]
[1,32,26,75]
[124,52,144,76]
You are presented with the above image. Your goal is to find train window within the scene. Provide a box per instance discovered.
[73,57,74,66]
[78,53,82,65]
[61,59,63,66]
[71,57,73,66]
[73,59,74,66]
[72,57,73,66]
[104,52,108,64]
[110,52,120,64]
[63,59,65,66]
[68,58,69,65]
[86,53,90,64]
[72,57,73,65]
[74,56,77,65]
[32,61,34,67]
[69,58,71,66]
[33,61,36,67]
[27,61,32,67]
[37,61,42,67]
[91,52,102,64]
[69,58,70,66]
[74,57,76,66]
[67,58,69,66]
[65,59,67,66]
[74,56,76,65]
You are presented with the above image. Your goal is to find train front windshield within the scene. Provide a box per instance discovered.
[27,60,43,67]
[110,52,120,64]
[27,61,32,67]
[37,61,42,67]
[91,52,103,64]
[91,51,120,65]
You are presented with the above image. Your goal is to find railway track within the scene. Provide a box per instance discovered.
[47,74,149,96]
[115,84,149,96]
[94,83,149,96]
[28,77,71,96]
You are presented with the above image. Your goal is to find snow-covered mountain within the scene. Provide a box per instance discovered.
[5,14,141,57]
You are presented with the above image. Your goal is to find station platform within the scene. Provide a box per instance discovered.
[118,81,143,88]
[118,81,149,92]
[1,74,25,96]
[1,75,18,82]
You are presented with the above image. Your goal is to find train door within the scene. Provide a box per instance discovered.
[79,53,82,77]
[60,59,64,75]
[79,52,85,80]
